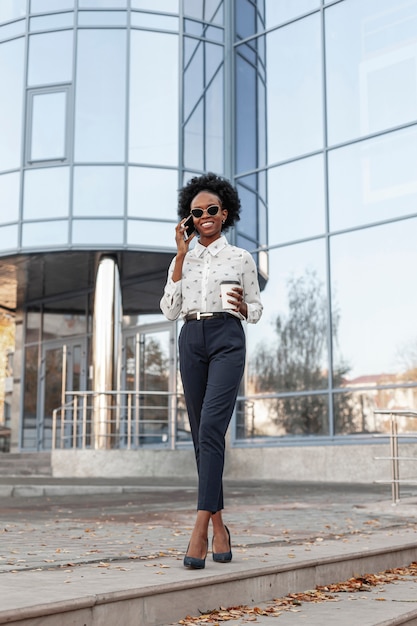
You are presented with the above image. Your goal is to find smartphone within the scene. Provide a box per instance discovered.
[183,214,195,240]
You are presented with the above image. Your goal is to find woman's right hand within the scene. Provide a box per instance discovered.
[175,218,195,253]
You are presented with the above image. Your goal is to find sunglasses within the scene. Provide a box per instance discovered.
[190,205,220,218]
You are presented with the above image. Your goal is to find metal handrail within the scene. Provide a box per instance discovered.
[373,409,417,503]
[52,390,188,451]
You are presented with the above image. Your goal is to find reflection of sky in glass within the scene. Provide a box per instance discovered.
[22,221,68,247]
[265,0,319,27]
[128,167,177,219]
[30,91,67,161]
[72,219,124,245]
[329,126,417,230]
[28,30,73,86]
[73,166,124,216]
[0,225,18,250]
[325,0,417,145]
[31,0,73,11]
[75,29,126,162]
[127,220,176,249]
[268,155,325,244]
[0,0,26,22]
[0,38,24,171]
[331,218,417,379]
[0,172,20,223]
[129,31,178,166]
[266,14,323,162]
[23,167,69,219]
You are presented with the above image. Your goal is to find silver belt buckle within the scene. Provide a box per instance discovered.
[197,311,201,320]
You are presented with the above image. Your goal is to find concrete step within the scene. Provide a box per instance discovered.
[1,528,416,626]
[0,452,52,476]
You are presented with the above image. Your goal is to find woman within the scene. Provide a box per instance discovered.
[160,173,263,569]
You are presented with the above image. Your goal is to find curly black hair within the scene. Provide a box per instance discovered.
[178,172,241,231]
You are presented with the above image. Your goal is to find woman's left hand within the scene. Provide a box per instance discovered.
[229,287,247,318]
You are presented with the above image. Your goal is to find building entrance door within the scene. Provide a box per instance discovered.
[122,322,177,447]
[39,339,87,450]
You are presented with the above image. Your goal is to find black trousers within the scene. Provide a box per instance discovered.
[179,314,245,512]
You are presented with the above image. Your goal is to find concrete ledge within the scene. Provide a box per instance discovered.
[1,532,417,626]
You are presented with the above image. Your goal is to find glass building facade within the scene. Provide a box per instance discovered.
[1,0,417,453]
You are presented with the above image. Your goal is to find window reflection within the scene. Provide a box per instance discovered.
[325,0,417,145]
[0,0,26,22]
[28,31,73,86]
[22,220,68,247]
[129,31,178,165]
[43,306,87,339]
[334,388,417,436]
[184,102,204,171]
[0,20,25,40]
[29,91,67,162]
[329,126,417,231]
[266,14,323,162]
[72,219,124,245]
[265,0,319,28]
[75,29,126,162]
[236,394,329,438]
[78,11,127,26]
[31,0,73,11]
[23,167,69,218]
[73,166,124,216]
[268,155,325,244]
[78,0,126,7]
[0,225,18,250]
[0,172,19,223]
[247,241,328,395]
[128,167,177,219]
[132,0,178,11]
[331,218,417,384]
[22,344,39,449]
[205,70,224,173]
[183,0,223,24]
[0,38,24,171]
[30,13,74,31]
[127,219,175,248]
[131,12,178,30]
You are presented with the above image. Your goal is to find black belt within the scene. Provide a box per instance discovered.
[184,312,235,321]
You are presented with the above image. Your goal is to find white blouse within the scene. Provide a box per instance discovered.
[160,236,263,324]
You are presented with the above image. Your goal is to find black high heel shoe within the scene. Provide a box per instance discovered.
[184,538,208,569]
[212,526,232,563]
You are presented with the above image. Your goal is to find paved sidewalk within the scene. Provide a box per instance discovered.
[1,478,417,625]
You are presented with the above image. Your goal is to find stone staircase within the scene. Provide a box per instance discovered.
[0,452,52,476]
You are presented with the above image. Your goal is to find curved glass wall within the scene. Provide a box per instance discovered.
[238,0,417,442]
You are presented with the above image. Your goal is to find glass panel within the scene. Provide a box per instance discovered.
[43,346,63,448]
[236,51,257,173]
[205,41,223,84]
[129,31,178,165]
[28,30,73,86]
[131,12,178,30]
[31,0,74,11]
[0,20,25,40]
[183,102,204,171]
[78,11,127,26]
[325,0,417,145]
[334,389,417,436]
[329,126,417,231]
[75,29,126,162]
[268,155,325,244]
[30,91,67,162]
[183,0,223,23]
[205,69,224,173]
[26,311,41,343]
[22,345,39,449]
[72,344,82,391]
[132,0,178,11]
[128,167,177,219]
[127,219,175,248]
[0,38,24,171]
[23,167,70,218]
[266,14,323,162]
[331,218,417,384]
[0,225,18,250]
[43,312,87,339]
[0,0,26,23]
[30,13,74,30]
[72,219,124,244]
[236,394,329,438]
[184,41,203,120]
[124,335,136,390]
[22,220,68,247]
[0,172,20,223]
[236,0,256,40]
[73,166,124,216]
[265,0,320,27]
[78,0,126,7]
[247,240,328,395]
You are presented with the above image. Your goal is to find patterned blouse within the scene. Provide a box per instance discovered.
[160,236,263,324]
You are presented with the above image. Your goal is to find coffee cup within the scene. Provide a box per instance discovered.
[220,280,241,310]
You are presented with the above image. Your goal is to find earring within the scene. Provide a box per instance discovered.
[222,220,225,224]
